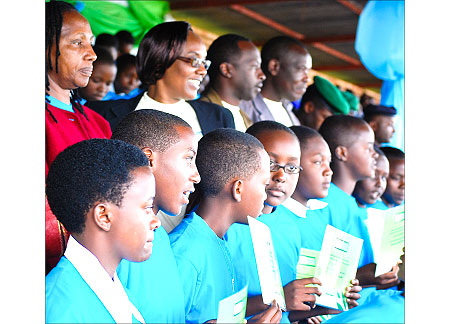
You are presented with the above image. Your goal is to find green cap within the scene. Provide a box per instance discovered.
[314,75,350,115]
[341,90,359,111]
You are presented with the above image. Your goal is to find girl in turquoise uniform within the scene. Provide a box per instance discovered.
[45,139,160,323]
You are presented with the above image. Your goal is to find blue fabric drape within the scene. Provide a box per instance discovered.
[355,1,405,150]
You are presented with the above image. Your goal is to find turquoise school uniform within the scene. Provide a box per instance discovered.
[117,225,185,323]
[225,204,302,324]
[46,238,143,323]
[170,212,236,324]
[283,198,331,251]
[322,289,404,323]
[319,183,374,268]
[367,199,389,210]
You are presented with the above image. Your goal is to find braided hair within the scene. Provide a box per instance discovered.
[45,0,88,123]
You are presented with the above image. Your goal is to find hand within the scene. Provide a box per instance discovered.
[307,316,323,324]
[283,278,322,312]
[203,320,216,323]
[375,266,400,289]
[345,279,362,309]
[248,300,282,324]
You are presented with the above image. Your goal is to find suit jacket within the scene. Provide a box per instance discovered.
[199,87,254,129]
[240,93,300,126]
[86,91,235,133]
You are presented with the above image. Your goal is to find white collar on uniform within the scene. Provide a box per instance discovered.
[64,236,145,323]
[283,197,328,218]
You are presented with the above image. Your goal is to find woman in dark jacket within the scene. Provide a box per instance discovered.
[87,21,234,136]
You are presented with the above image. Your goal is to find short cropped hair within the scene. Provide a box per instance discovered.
[380,146,405,161]
[206,33,250,83]
[115,30,134,45]
[246,120,297,139]
[111,109,192,153]
[290,125,322,151]
[116,53,136,75]
[298,83,332,113]
[318,115,370,155]
[92,45,115,66]
[261,35,308,75]
[196,128,264,197]
[46,139,149,234]
[137,21,191,86]
[95,33,119,50]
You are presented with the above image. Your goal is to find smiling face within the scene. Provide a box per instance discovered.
[232,41,266,101]
[79,63,116,101]
[353,153,389,206]
[158,30,207,103]
[255,130,301,210]
[47,10,97,90]
[275,46,312,102]
[110,167,160,263]
[382,158,405,206]
[152,125,201,216]
[294,135,333,205]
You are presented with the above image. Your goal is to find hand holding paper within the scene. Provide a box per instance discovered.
[248,301,282,324]
[283,278,321,311]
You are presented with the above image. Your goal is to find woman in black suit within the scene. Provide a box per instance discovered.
[87,21,234,136]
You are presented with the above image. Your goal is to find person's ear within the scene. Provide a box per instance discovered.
[93,203,112,232]
[219,62,233,78]
[141,147,156,168]
[231,179,243,202]
[303,101,315,114]
[335,145,348,162]
[368,120,378,132]
[267,58,280,76]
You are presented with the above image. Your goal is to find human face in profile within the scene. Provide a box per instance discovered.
[47,10,97,91]
[110,167,160,263]
[232,41,266,101]
[276,46,312,102]
[152,126,201,216]
[346,125,378,180]
[293,135,333,206]
[158,30,208,103]
[239,149,271,221]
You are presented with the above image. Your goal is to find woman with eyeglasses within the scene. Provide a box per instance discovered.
[87,21,235,138]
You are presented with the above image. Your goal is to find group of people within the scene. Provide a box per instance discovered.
[45,1,405,323]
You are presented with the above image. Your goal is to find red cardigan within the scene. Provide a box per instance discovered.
[45,103,111,274]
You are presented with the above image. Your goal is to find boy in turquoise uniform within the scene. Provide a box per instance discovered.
[353,146,390,210]
[170,128,281,324]
[380,146,405,208]
[226,121,361,323]
[111,109,200,323]
[318,116,399,291]
[46,139,160,323]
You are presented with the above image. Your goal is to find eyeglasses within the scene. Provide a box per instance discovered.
[270,161,303,174]
[177,56,211,70]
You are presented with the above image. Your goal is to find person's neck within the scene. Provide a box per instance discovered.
[262,203,275,214]
[72,232,119,279]
[211,82,240,106]
[195,197,236,239]
[331,168,358,196]
[291,190,308,207]
[381,196,395,208]
[47,77,72,105]
[147,84,182,104]
[261,80,281,102]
